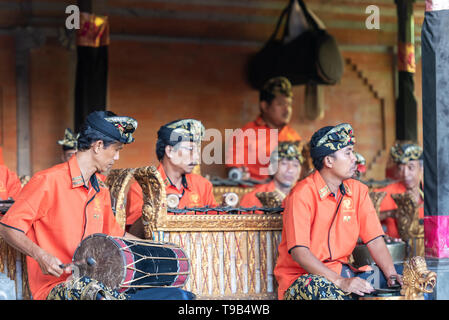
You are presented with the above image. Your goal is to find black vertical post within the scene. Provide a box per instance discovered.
[395,0,417,141]
[422,0,449,300]
[74,0,108,132]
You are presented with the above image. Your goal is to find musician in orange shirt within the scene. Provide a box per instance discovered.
[239,141,303,210]
[0,164,22,201]
[375,142,424,239]
[126,119,218,236]
[225,76,302,181]
[0,163,22,216]
[274,123,402,300]
[0,111,194,301]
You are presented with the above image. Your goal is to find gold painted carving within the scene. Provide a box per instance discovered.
[401,256,437,300]
[369,191,387,217]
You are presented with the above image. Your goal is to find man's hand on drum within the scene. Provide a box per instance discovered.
[35,250,70,277]
[334,277,375,296]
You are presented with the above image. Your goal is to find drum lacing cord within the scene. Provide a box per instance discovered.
[120,243,189,286]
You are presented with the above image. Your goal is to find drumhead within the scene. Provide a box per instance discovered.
[73,233,129,290]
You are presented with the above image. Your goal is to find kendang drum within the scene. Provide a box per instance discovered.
[73,233,190,292]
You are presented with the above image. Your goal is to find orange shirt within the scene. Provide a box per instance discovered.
[274,170,384,300]
[0,164,22,200]
[225,116,301,180]
[0,156,124,300]
[239,180,277,211]
[126,163,218,225]
[375,181,424,239]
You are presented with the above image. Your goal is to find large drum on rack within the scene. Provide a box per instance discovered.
[73,233,190,292]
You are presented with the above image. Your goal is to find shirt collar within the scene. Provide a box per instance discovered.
[69,156,85,188]
[313,170,352,200]
[68,155,100,192]
[255,115,267,127]
[157,163,189,191]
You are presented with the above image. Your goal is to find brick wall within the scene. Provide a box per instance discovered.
[2,36,423,180]
[107,39,405,180]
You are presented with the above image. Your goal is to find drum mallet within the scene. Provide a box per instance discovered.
[59,257,96,269]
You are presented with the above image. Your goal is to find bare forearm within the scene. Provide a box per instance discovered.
[0,224,44,260]
[290,247,342,283]
[367,237,397,278]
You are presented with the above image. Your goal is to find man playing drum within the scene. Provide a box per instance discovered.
[274,123,402,300]
[0,111,194,300]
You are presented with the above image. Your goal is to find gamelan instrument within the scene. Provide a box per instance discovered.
[72,233,190,292]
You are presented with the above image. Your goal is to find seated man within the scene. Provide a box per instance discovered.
[57,128,79,163]
[375,142,424,239]
[240,141,303,210]
[126,119,218,234]
[0,162,23,216]
[0,111,194,300]
[274,123,402,300]
[0,164,22,201]
[225,76,302,181]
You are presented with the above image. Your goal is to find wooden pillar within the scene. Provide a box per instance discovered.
[15,28,45,176]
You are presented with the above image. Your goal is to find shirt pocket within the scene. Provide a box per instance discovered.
[85,197,105,235]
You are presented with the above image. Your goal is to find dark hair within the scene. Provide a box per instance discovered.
[259,90,276,104]
[62,145,76,151]
[77,111,119,151]
[155,140,167,161]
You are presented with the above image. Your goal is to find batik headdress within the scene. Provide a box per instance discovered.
[86,111,138,144]
[310,123,355,159]
[390,142,423,164]
[262,76,293,98]
[58,128,79,150]
[271,141,304,164]
[158,119,205,145]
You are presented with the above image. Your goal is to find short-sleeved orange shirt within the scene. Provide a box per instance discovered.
[239,180,277,210]
[0,164,22,200]
[0,147,4,165]
[0,156,125,300]
[274,170,384,300]
[225,116,301,180]
[126,163,218,225]
[375,181,424,239]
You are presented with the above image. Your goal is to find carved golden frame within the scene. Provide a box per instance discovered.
[106,166,283,233]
